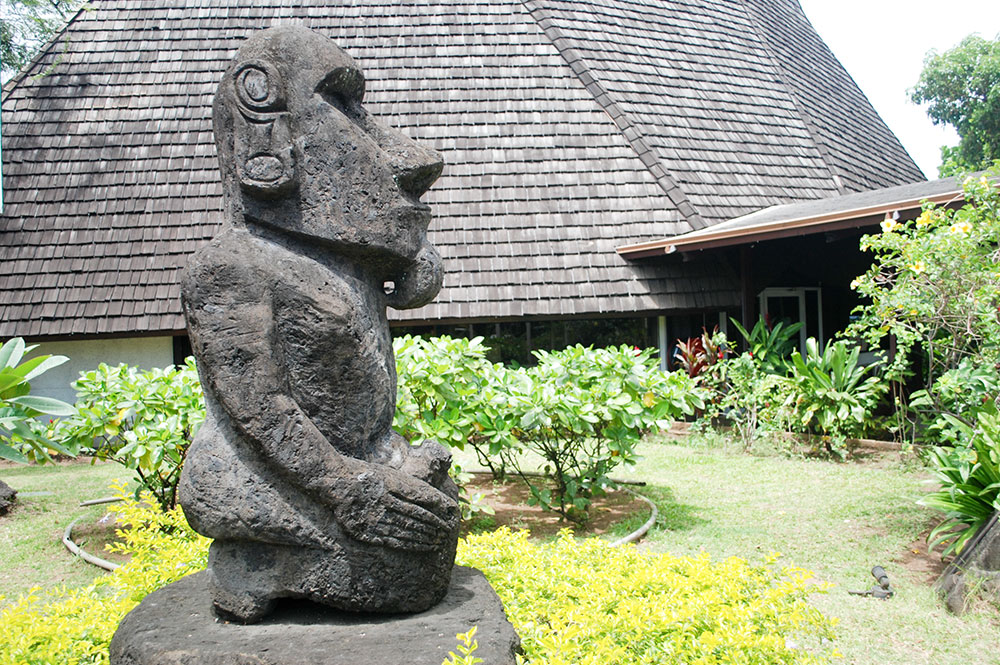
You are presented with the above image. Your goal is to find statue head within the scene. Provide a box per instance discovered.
[213,25,444,309]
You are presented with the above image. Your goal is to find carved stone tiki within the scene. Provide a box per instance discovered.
[177,25,460,624]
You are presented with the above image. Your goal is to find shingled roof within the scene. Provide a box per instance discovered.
[0,0,925,339]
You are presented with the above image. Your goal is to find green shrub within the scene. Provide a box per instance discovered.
[784,339,885,454]
[846,170,1000,439]
[730,317,802,374]
[0,493,837,665]
[919,401,1000,556]
[705,351,792,451]
[0,337,77,464]
[461,528,839,665]
[394,335,517,479]
[395,337,706,521]
[503,345,703,520]
[910,358,1000,445]
[57,359,205,511]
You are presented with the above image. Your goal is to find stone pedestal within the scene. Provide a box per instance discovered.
[110,567,520,665]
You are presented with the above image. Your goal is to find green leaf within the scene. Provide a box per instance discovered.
[0,442,29,464]
[6,395,76,417]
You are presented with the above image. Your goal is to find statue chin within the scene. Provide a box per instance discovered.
[386,244,444,310]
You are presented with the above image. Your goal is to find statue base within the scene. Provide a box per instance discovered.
[109,567,520,665]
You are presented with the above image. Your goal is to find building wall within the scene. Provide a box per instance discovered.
[29,337,176,404]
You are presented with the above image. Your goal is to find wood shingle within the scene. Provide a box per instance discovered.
[0,0,924,339]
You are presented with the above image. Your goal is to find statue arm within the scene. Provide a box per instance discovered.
[182,255,457,551]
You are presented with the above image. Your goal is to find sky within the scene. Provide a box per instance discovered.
[797,1,1000,178]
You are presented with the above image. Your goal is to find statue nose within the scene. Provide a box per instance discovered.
[382,128,444,198]
[395,158,443,199]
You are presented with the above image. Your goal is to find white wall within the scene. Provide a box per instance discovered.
[28,337,176,404]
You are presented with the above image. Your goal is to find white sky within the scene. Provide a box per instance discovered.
[797,0,1000,178]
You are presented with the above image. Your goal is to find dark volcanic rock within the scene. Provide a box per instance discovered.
[109,567,520,665]
[937,512,1000,614]
[176,25,460,623]
[0,479,16,515]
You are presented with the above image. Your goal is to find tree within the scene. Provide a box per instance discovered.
[844,169,1000,442]
[910,34,1000,176]
[1,0,84,80]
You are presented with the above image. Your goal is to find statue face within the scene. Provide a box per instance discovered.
[218,26,444,275]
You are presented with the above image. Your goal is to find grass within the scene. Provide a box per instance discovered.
[621,435,1000,665]
[0,459,132,601]
[3,441,999,665]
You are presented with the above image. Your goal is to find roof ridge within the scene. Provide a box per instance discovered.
[737,0,846,196]
[519,0,708,232]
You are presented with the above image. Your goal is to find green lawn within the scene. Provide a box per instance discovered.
[0,460,131,600]
[2,442,998,665]
[615,437,1000,665]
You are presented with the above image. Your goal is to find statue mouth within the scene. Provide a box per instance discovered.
[395,202,433,229]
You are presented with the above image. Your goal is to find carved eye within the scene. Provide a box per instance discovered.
[233,61,284,113]
[240,68,269,103]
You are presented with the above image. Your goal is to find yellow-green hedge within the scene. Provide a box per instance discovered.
[1,491,837,665]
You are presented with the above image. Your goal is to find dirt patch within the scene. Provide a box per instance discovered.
[68,514,131,566]
[896,528,948,585]
[462,472,649,539]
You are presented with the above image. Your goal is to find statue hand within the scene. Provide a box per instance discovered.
[333,469,458,552]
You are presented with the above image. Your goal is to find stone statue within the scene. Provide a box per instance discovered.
[177,25,460,624]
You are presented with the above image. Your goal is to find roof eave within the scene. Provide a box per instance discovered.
[617,188,970,259]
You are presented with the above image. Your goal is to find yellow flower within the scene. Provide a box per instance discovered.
[949,221,972,236]
[908,260,926,274]
[850,278,861,290]
[915,211,933,228]
[880,216,901,233]
[980,176,989,187]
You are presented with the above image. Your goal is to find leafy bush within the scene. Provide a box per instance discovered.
[396,337,706,521]
[919,401,1000,556]
[910,358,1000,445]
[846,170,1000,443]
[731,317,803,374]
[57,359,205,511]
[0,337,77,464]
[462,528,839,665]
[705,351,792,451]
[0,493,837,665]
[784,339,885,453]
[394,335,517,479]
[499,345,703,520]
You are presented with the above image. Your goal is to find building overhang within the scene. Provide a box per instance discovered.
[617,175,994,259]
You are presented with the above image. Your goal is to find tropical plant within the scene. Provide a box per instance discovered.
[731,316,803,374]
[709,352,791,451]
[674,326,728,379]
[784,339,885,454]
[910,34,1000,175]
[910,357,1000,445]
[919,401,1000,556]
[846,169,1000,444]
[0,337,76,464]
[57,359,205,511]
[501,344,703,521]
